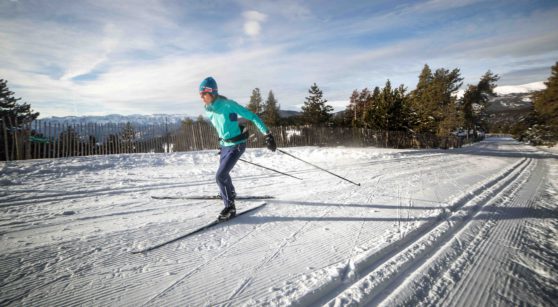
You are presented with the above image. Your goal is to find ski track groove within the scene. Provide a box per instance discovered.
[410,160,534,306]
[457,216,512,306]
[356,157,536,306]
[460,209,517,307]
[373,158,535,305]
[443,221,501,306]
[276,157,533,306]
[441,158,545,306]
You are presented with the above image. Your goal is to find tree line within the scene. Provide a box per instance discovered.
[244,64,499,140]
[342,65,501,140]
[244,62,556,145]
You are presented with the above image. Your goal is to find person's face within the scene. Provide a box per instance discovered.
[200,92,214,105]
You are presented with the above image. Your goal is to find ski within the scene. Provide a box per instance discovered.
[151,195,274,200]
[132,202,267,254]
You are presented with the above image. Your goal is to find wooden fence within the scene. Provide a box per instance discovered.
[0,118,465,161]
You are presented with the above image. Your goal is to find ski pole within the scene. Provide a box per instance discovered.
[277,149,361,186]
[239,158,303,180]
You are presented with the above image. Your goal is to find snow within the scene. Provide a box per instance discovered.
[1,137,557,306]
[494,81,546,95]
[454,81,545,99]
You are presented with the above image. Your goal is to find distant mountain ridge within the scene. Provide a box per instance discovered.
[40,114,192,125]
[487,81,545,112]
[485,82,545,132]
[41,111,304,125]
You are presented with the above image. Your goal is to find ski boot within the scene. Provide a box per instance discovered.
[218,202,236,221]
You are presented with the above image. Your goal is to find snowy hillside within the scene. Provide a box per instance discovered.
[1,137,557,306]
[494,81,546,95]
[485,81,545,112]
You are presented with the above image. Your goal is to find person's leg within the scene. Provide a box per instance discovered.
[216,143,246,208]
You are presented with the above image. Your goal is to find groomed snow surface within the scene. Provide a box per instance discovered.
[1,137,557,306]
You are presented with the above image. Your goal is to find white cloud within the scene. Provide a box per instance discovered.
[244,10,267,22]
[60,24,122,81]
[244,21,262,37]
[243,10,267,37]
[402,0,484,14]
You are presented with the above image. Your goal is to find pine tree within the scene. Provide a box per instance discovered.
[531,62,558,143]
[356,88,370,127]
[121,122,136,152]
[1,79,40,160]
[301,83,333,125]
[377,80,394,131]
[345,88,371,127]
[367,80,411,132]
[181,118,194,125]
[416,64,433,90]
[247,88,263,115]
[344,90,360,127]
[388,84,411,131]
[409,66,463,136]
[461,70,499,138]
[262,90,280,127]
[0,79,39,127]
[461,84,478,136]
[410,65,437,133]
[196,115,205,123]
[363,87,381,129]
[432,68,463,136]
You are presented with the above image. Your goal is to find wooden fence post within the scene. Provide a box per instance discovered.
[2,118,9,161]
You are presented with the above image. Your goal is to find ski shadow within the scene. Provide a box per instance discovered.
[240,201,556,224]
[267,199,446,210]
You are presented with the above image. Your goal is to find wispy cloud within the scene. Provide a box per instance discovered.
[1,0,557,118]
[243,10,267,37]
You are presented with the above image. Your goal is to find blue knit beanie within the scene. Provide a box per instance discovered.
[199,77,218,95]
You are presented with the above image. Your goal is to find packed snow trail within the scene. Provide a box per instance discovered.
[0,137,556,306]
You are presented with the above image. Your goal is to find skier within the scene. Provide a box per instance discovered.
[199,77,277,221]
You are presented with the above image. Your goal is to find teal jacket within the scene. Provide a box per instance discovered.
[205,96,269,147]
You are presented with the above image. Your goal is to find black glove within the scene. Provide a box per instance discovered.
[265,133,277,152]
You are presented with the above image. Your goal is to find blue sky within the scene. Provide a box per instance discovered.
[1,0,557,118]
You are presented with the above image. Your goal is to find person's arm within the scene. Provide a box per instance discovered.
[229,100,269,135]
[229,100,276,151]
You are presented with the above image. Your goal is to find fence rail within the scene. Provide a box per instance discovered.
[1,118,466,161]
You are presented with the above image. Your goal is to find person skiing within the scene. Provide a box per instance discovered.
[199,77,277,221]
